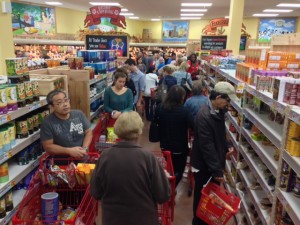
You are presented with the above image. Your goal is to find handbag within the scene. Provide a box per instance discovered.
[153,78,168,102]
[181,73,192,91]
[149,105,161,142]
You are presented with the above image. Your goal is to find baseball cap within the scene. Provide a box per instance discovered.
[214,81,239,102]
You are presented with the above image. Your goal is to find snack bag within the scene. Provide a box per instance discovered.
[107,127,117,142]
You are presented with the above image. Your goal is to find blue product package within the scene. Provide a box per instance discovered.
[88,51,99,63]
[41,192,59,224]
[27,144,35,161]
[83,62,90,67]
[16,149,29,165]
[77,50,89,62]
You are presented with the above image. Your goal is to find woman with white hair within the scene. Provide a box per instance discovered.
[90,111,170,225]
[173,61,193,89]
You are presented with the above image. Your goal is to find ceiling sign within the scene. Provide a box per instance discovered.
[84,6,126,29]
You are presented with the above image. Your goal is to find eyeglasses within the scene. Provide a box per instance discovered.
[53,98,70,106]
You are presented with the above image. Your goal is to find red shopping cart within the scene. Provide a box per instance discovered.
[12,153,100,225]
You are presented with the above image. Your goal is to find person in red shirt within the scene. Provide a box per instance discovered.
[187,53,200,80]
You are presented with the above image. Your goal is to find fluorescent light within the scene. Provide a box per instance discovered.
[181,3,212,7]
[89,2,120,6]
[181,9,207,12]
[121,8,128,12]
[225,16,230,18]
[120,13,134,16]
[264,9,293,12]
[277,3,300,8]
[253,13,278,17]
[129,16,139,19]
[181,17,201,20]
[151,18,161,21]
[181,13,204,16]
[45,1,62,5]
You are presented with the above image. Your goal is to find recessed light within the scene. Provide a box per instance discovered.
[181,17,201,20]
[180,13,204,16]
[45,1,62,5]
[181,9,207,12]
[121,8,128,12]
[120,13,134,16]
[264,9,293,12]
[253,13,279,17]
[181,3,212,7]
[151,18,161,21]
[129,16,139,19]
[277,3,300,8]
[89,2,120,6]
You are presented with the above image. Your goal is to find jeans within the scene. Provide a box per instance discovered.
[144,96,155,121]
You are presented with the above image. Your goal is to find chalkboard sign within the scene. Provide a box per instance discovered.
[201,35,227,50]
[85,35,128,57]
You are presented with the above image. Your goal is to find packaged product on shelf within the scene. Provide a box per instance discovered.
[27,116,34,135]
[1,126,10,152]
[16,118,29,139]
[0,195,6,218]
[37,111,45,127]
[77,50,89,62]
[0,162,9,183]
[268,51,288,61]
[0,86,8,115]
[43,109,50,118]
[280,162,295,192]
[24,81,33,105]
[32,113,39,131]
[5,190,13,212]
[22,57,30,81]
[12,82,26,108]
[5,58,23,76]
[31,80,40,102]
[5,85,18,111]
[16,148,29,165]
[7,122,16,147]
[75,57,84,70]
[84,66,95,80]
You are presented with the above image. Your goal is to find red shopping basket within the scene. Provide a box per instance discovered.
[13,153,100,225]
[196,181,241,225]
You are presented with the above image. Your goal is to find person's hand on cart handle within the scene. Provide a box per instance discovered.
[214,177,225,183]
[67,147,88,158]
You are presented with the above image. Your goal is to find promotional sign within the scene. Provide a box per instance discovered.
[84,6,126,29]
[11,2,56,35]
[85,35,128,57]
[162,21,189,42]
[258,18,297,43]
[201,36,227,50]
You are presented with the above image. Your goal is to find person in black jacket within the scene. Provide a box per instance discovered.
[158,85,194,186]
[191,81,238,225]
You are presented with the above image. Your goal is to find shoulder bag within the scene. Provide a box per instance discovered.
[181,72,192,92]
[153,78,168,102]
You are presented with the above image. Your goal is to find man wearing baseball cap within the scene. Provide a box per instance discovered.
[191,81,237,225]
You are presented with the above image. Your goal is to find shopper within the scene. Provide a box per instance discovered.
[156,57,165,72]
[137,55,147,74]
[173,61,193,89]
[125,58,145,112]
[120,66,136,97]
[144,67,159,121]
[40,89,92,158]
[90,111,170,225]
[104,70,133,119]
[187,53,200,80]
[191,82,237,225]
[184,80,209,119]
[167,52,176,65]
[158,65,177,91]
[157,86,194,186]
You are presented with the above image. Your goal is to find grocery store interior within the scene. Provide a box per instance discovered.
[1,0,300,224]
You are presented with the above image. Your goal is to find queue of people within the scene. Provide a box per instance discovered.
[39,51,238,225]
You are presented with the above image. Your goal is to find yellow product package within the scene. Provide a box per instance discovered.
[107,127,117,142]
[76,163,96,185]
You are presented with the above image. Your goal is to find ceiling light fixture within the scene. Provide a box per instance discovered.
[253,13,279,17]
[89,2,120,6]
[129,16,139,19]
[181,9,207,12]
[277,3,300,8]
[121,8,128,12]
[264,9,293,12]
[181,17,201,20]
[120,13,134,16]
[45,1,62,5]
[225,16,230,18]
[151,18,161,21]
[181,3,212,7]
[180,13,204,16]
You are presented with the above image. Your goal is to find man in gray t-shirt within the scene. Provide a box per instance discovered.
[40,90,92,158]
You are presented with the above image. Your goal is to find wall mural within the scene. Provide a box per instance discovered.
[162,21,189,42]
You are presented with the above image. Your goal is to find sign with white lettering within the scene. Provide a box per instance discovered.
[201,35,227,50]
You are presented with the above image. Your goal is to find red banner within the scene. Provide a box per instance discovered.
[210,18,229,28]
[84,6,126,29]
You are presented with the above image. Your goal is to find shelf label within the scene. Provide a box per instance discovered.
[7,152,12,158]
[11,180,15,187]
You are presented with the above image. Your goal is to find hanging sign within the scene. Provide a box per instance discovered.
[201,36,227,50]
[84,6,126,29]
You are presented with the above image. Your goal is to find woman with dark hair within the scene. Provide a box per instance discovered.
[187,53,200,80]
[157,85,194,186]
[137,56,147,74]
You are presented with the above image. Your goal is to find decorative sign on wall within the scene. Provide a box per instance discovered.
[84,6,126,30]
[85,35,128,57]
[162,21,189,42]
[201,35,227,50]
[258,18,297,43]
[11,2,56,35]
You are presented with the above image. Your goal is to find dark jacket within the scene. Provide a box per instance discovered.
[90,142,170,225]
[159,76,177,91]
[191,100,229,177]
[158,105,193,153]
[126,79,136,96]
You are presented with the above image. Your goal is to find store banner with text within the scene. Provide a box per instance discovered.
[84,6,126,29]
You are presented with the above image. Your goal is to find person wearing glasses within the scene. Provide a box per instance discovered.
[191,82,238,225]
[40,89,92,158]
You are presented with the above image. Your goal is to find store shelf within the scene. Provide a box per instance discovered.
[0,189,27,225]
[203,80,213,92]
[89,76,107,86]
[238,169,270,225]
[288,107,300,126]
[243,107,283,149]
[0,97,47,126]
[90,90,105,104]
[277,190,300,225]
[226,112,240,133]
[236,189,254,225]
[219,69,240,85]
[207,76,217,85]
[282,150,300,176]
[0,130,40,165]
[225,160,236,189]
[90,105,104,121]
[231,100,243,115]
[0,155,43,199]
[225,122,240,152]
[230,155,237,169]
[246,85,287,114]
[242,128,278,176]
[239,145,274,201]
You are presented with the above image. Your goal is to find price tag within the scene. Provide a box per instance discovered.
[7,152,12,158]
[11,180,15,187]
